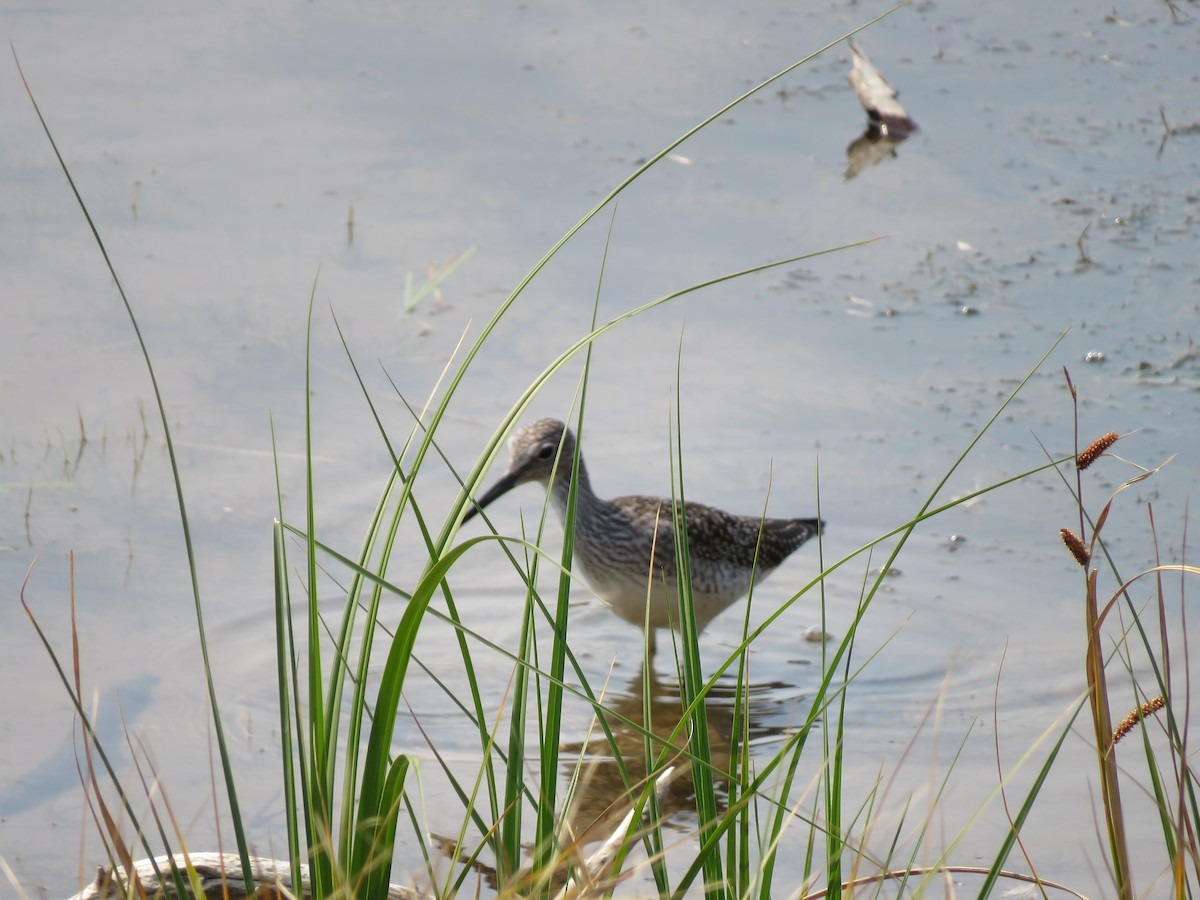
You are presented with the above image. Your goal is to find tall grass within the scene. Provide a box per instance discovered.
[13,10,1200,900]
[1052,372,1198,900]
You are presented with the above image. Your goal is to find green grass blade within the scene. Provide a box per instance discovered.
[298,280,335,896]
[977,699,1085,894]
[362,755,412,899]
[272,515,306,899]
[352,542,479,891]
[529,214,611,890]
[500,577,535,886]
[667,386,723,898]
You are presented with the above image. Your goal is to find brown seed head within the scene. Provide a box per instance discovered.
[1111,695,1166,747]
[1060,528,1090,567]
[1076,432,1119,470]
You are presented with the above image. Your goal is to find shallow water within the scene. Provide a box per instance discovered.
[2,2,1199,897]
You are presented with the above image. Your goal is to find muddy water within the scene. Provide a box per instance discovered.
[2,2,1198,897]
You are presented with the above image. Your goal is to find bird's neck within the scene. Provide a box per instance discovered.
[548,457,600,521]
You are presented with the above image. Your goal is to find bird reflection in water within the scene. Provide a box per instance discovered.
[558,665,801,868]
[428,666,803,894]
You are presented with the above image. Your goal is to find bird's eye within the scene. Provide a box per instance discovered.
[537,443,556,460]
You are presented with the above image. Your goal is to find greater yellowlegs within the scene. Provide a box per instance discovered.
[464,418,822,651]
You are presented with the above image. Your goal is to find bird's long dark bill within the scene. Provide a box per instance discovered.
[462,471,520,522]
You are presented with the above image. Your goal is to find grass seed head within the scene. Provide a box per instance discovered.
[1060,528,1090,567]
[1076,432,1119,470]
[1111,695,1166,747]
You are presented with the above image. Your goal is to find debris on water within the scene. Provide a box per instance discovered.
[958,306,980,316]
[1084,350,1106,363]
[845,293,876,318]
[1168,342,1200,369]
[947,534,967,551]
[1158,106,1200,158]
[842,40,918,180]
[804,624,835,643]
[847,40,918,137]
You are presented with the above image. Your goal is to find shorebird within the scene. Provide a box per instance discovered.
[463,418,823,652]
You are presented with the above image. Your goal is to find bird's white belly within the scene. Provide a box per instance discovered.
[575,556,742,631]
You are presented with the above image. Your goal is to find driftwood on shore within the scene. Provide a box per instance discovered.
[67,853,424,900]
[64,758,684,898]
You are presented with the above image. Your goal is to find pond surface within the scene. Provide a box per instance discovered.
[2,2,1199,897]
